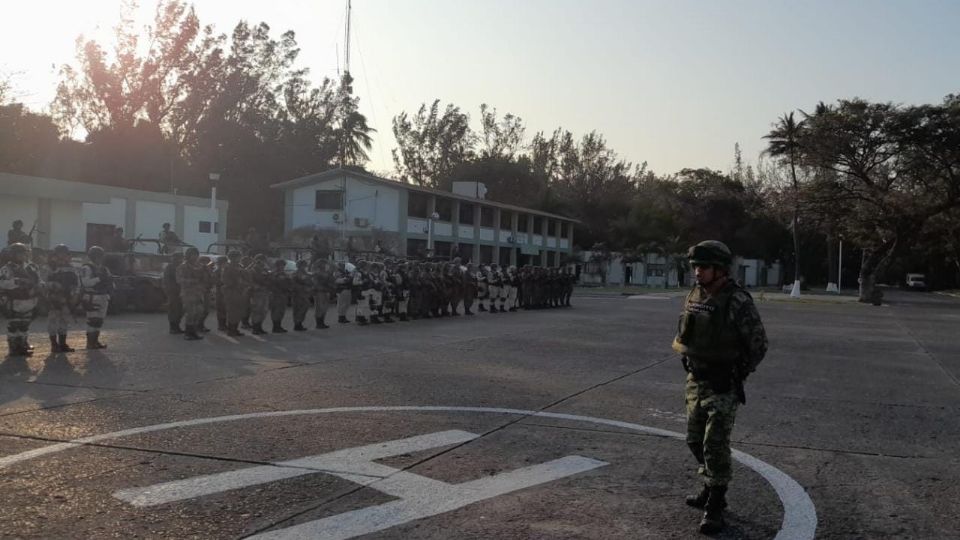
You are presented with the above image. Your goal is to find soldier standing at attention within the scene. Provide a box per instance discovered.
[239,255,254,329]
[162,253,184,334]
[45,244,79,353]
[197,256,215,333]
[220,250,246,337]
[214,256,228,331]
[352,260,369,325]
[310,259,334,330]
[333,261,352,324]
[268,259,292,333]
[1,243,40,356]
[176,247,207,340]
[290,259,313,331]
[247,254,271,335]
[79,246,113,349]
[672,240,768,534]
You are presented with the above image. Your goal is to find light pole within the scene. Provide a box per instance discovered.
[838,235,844,292]
[208,172,220,210]
[427,211,439,257]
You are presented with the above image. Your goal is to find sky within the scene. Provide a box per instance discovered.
[2,0,959,177]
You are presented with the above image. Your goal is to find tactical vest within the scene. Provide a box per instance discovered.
[672,282,743,366]
[2,263,39,299]
[83,263,113,294]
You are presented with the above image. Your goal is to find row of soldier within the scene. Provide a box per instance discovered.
[1,243,112,356]
[163,251,577,341]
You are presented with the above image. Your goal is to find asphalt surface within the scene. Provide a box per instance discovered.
[0,288,958,539]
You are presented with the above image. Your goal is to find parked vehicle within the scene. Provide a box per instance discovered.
[904,273,927,291]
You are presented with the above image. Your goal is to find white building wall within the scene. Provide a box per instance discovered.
[479,227,494,241]
[407,218,428,234]
[48,200,84,249]
[82,197,126,228]
[433,222,453,237]
[133,200,176,253]
[459,225,475,239]
[290,178,401,233]
[0,195,38,236]
[183,205,221,252]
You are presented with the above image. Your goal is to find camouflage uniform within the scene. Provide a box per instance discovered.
[291,261,314,331]
[672,240,767,534]
[79,247,113,349]
[268,261,292,333]
[0,245,40,356]
[176,255,208,340]
[45,247,80,352]
[247,258,271,334]
[310,260,334,329]
[220,253,247,336]
[333,263,352,324]
[162,254,184,334]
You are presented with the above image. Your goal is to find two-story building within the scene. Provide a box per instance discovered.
[271,168,577,266]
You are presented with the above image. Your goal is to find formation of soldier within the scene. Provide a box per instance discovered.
[1,243,113,357]
[163,254,577,340]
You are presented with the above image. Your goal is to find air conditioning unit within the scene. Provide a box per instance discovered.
[332,212,343,223]
[354,217,370,228]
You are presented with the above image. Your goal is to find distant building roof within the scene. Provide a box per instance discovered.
[271,168,578,223]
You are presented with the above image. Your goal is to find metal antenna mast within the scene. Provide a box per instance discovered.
[344,0,352,76]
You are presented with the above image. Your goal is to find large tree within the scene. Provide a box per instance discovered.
[391,100,475,187]
[764,111,806,297]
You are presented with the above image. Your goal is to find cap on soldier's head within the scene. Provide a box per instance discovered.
[254,253,267,261]
[87,245,104,258]
[8,242,29,255]
[185,247,200,257]
[53,244,70,256]
[687,240,732,266]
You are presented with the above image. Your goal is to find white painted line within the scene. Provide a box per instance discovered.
[249,455,607,540]
[211,333,240,345]
[114,430,478,507]
[273,345,289,353]
[0,406,817,540]
[247,334,267,343]
[627,295,672,300]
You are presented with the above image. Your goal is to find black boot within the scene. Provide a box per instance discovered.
[294,322,307,331]
[338,315,351,324]
[58,334,75,353]
[398,313,408,322]
[356,315,368,326]
[370,315,382,324]
[316,317,329,329]
[464,309,474,315]
[685,484,710,509]
[218,319,227,332]
[169,321,183,334]
[49,335,61,353]
[478,304,486,312]
[184,325,203,340]
[272,322,287,333]
[241,318,251,329]
[199,324,211,333]
[382,314,395,323]
[699,486,727,534]
[227,324,244,337]
[252,323,266,335]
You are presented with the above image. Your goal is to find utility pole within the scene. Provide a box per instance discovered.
[344,0,352,76]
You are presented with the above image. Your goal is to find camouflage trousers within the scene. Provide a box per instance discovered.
[48,305,72,335]
[312,292,330,322]
[685,373,739,487]
[249,290,269,325]
[336,290,351,317]
[84,294,109,333]
[269,293,287,324]
[5,298,37,338]
[181,291,205,328]
[292,294,311,325]
[223,290,245,327]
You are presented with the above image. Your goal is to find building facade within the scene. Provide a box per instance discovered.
[272,169,577,266]
[0,173,228,253]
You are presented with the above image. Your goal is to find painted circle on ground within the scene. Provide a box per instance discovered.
[0,406,817,539]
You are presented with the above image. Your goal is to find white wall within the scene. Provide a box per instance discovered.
[459,225,474,239]
[48,200,84,249]
[433,222,453,237]
[134,200,176,253]
[0,195,38,239]
[289,177,401,233]
[183,205,220,252]
[82,197,126,228]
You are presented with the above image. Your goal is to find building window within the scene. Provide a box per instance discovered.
[559,222,568,237]
[500,210,512,230]
[533,216,544,234]
[499,247,512,266]
[434,241,451,258]
[436,198,453,221]
[459,203,474,225]
[479,245,494,264]
[407,238,427,258]
[647,264,665,277]
[480,206,494,227]
[315,190,344,210]
[408,192,430,218]
[519,214,531,232]
[199,221,212,233]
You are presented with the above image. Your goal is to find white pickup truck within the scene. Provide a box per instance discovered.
[905,273,927,291]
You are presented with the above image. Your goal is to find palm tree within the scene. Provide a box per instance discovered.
[337,110,375,166]
[764,112,806,298]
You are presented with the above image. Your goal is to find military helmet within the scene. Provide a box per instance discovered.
[185,247,200,257]
[52,244,70,256]
[87,245,104,259]
[7,242,29,255]
[687,240,732,266]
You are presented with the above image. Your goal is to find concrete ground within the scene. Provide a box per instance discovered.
[0,289,957,539]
